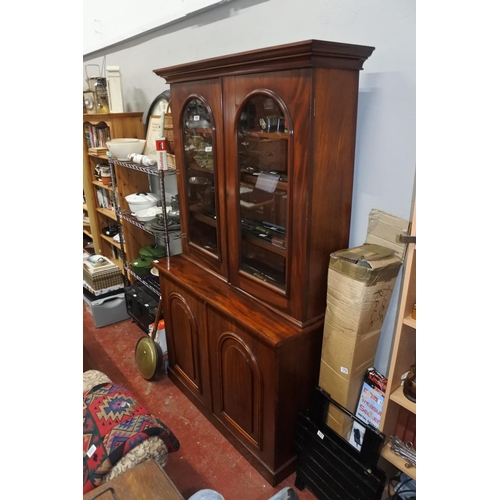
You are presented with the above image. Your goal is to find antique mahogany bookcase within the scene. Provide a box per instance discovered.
[152,40,375,486]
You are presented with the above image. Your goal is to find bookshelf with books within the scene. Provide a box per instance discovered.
[83,112,148,276]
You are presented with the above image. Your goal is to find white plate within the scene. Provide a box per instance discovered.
[150,267,159,276]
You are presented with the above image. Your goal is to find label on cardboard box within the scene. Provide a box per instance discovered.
[348,367,387,451]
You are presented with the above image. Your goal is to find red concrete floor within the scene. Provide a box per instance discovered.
[83,303,319,500]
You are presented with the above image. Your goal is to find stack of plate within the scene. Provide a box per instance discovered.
[144,215,181,233]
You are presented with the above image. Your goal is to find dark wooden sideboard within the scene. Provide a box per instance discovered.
[153,39,375,486]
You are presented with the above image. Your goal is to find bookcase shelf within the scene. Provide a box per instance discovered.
[83,112,145,277]
[379,190,416,481]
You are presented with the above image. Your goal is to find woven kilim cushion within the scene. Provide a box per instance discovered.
[83,382,180,493]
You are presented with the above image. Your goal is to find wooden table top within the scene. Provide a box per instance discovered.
[83,458,184,500]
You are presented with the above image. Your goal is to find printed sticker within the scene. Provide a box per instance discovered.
[341,366,349,374]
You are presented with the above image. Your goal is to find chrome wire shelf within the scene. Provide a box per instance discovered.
[109,155,179,289]
[120,210,181,240]
[110,159,177,176]
[124,266,162,297]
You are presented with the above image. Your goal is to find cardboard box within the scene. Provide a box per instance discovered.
[318,209,407,437]
[348,367,387,451]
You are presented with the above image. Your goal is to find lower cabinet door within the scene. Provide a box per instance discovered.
[207,306,275,461]
[163,281,212,409]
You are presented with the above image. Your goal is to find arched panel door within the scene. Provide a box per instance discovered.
[217,332,263,449]
[164,284,212,408]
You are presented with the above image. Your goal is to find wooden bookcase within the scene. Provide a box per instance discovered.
[379,193,417,481]
[152,40,375,486]
[83,112,151,275]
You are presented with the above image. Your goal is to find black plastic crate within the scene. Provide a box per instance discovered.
[124,282,159,334]
[293,387,386,500]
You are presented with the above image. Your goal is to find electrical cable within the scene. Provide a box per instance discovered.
[387,474,416,500]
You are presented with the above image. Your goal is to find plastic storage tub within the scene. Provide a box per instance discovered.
[83,289,130,328]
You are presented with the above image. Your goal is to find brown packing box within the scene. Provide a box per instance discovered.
[319,209,408,437]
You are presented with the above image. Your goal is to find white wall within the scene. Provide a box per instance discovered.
[83,0,416,376]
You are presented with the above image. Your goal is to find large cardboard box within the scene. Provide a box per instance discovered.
[318,209,407,437]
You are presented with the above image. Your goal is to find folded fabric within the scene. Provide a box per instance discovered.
[83,382,180,493]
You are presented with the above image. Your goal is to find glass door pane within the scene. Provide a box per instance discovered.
[237,94,289,291]
[182,98,218,255]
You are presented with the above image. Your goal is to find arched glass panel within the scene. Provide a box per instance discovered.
[236,94,289,291]
[182,98,218,255]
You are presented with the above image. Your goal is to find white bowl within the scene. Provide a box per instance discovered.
[106,139,146,160]
[135,206,163,222]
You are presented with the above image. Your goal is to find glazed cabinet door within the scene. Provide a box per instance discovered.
[207,306,276,465]
[170,79,228,278]
[223,70,312,316]
[161,279,212,409]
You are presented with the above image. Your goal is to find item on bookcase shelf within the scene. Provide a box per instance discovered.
[102,224,120,238]
[412,303,416,320]
[402,364,416,403]
[130,256,154,277]
[94,165,102,180]
[139,244,166,260]
[98,165,111,185]
[94,77,110,113]
[125,192,160,213]
[88,146,109,156]
[83,90,97,114]
[113,232,123,243]
[135,206,163,222]
[106,66,124,113]
[155,137,168,170]
[101,172,111,185]
[106,138,146,160]
[85,122,111,149]
[128,153,157,166]
[144,214,181,234]
[167,153,176,170]
[388,436,416,468]
[96,186,113,209]
[167,195,181,222]
[85,64,110,113]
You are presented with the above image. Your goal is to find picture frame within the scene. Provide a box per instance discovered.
[144,115,168,160]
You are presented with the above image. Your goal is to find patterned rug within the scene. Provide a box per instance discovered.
[83,382,180,493]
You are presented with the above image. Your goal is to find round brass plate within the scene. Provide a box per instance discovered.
[135,337,158,380]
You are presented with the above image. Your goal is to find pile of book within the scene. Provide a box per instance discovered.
[88,146,109,156]
[83,255,123,291]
